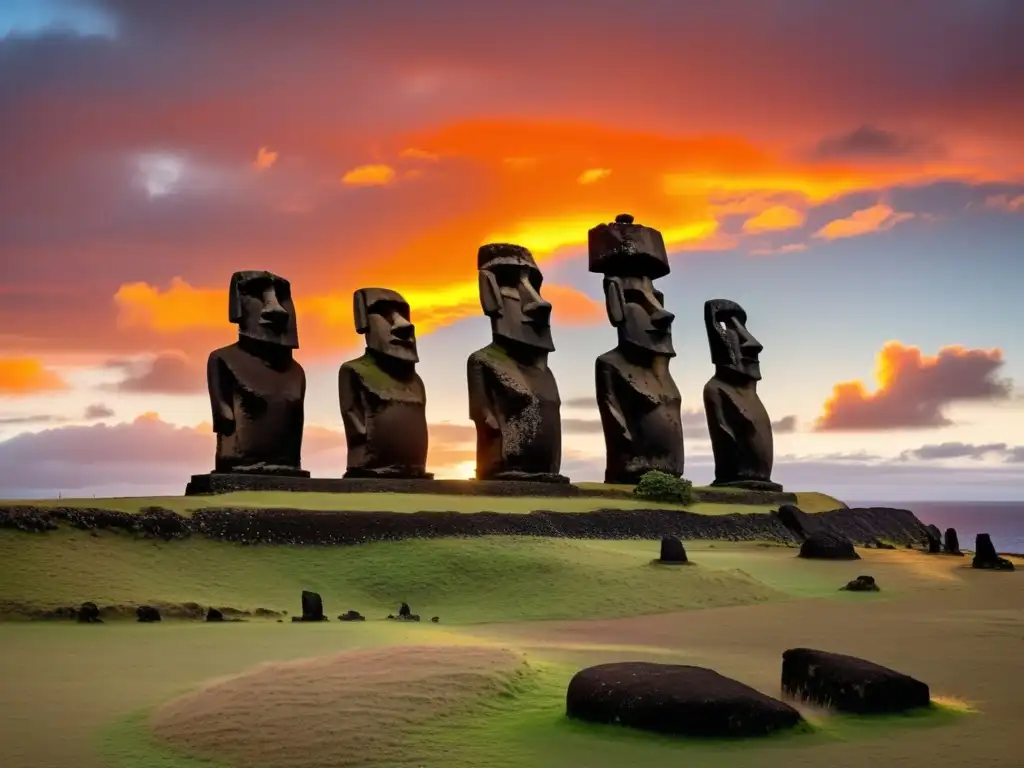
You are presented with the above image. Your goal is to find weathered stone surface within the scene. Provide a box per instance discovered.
[468,244,566,483]
[703,299,782,492]
[205,270,307,477]
[185,474,582,496]
[339,288,432,480]
[137,605,161,623]
[77,601,101,623]
[781,648,930,714]
[925,524,942,553]
[589,214,684,484]
[299,591,326,621]
[944,527,962,555]
[774,504,821,540]
[799,532,860,560]
[566,662,802,738]
[206,607,224,622]
[841,575,879,592]
[657,535,688,563]
[972,533,1015,571]
[2,504,935,549]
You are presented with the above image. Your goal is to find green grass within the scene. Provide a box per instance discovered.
[1,531,808,623]
[98,658,969,768]
[1,488,846,515]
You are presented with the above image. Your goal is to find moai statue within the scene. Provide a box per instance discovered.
[702,299,782,491]
[207,270,307,476]
[338,288,431,479]
[467,243,567,483]
[589,213,684,484]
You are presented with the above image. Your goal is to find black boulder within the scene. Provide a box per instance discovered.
[658,535,688,563]
[799,532,860,560]
[781,648,930,714]
[566,662,802,738]
[972,533,1015,571]
[136,605,161,623]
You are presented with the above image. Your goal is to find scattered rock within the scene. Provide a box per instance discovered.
[943,527,962,556]
[398,602,411,618]
[656,535,689,564]
[841,575,879,592]
[206,608,224,622]
[431,616,439,623]
[781,648,930,714]
[299,590,327,621]
[925,524,942,554]
[77,601,102,623]
[566,662,802,738]
[338,610,365,622]
[872,538,895,550]
[972,533,1015,571]
[137,605,161,623]
[799,532,860,560]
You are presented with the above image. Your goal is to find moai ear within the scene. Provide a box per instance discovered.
[478,270,503,317]
[353,290,369,335]
[228,272,244,323]
[604,277,626,326]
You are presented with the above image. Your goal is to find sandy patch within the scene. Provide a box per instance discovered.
[150,644,527,767]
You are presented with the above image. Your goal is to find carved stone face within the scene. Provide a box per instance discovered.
[229,270,298,348]
[355,288,418,363]
[705,299,762,381]
[605,275,675,356]
[479,263,555,352]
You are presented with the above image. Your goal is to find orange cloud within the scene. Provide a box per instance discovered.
[814,203,913,240]
[341,164,397,187]
[741,204,805,233]
[577,168,611,185]
[112,277,602,352]
[0,357,68,395]
[816,341,1012,431]
[399,148,440,162]
[254,146,278,171]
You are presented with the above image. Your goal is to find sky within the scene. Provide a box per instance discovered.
[1,0,1023,501]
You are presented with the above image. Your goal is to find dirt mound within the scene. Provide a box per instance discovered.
[151,644,527,767]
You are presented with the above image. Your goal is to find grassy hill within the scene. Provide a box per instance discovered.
[0,488,846,515]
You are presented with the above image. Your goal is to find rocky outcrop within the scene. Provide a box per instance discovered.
[0,502,931,548]
[972,533,1015,571]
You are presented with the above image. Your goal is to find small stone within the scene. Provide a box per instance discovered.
[658,535,688,563]
[77,601,102,624]
[205,607,224,622]
[431,616,439,623]
[136,605,161,623]
[338,610,365,622]
[841,575,879,592]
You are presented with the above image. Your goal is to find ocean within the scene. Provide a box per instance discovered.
[852,501,1024,555]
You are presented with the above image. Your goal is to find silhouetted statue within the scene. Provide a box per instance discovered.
[339,288,431,479]
[467,243,567,483]
[207,270,307,476]
[702,299,782,491]
[589,214,684,484]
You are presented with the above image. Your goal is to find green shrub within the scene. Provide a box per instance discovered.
[633,471,694,505]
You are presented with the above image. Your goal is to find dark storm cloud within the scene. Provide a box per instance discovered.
[812,125,943,161]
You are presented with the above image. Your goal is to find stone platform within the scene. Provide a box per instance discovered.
[184,473,584,497]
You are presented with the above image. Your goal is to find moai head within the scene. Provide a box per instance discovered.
[704,298,763,381]
[589,214,674,356]
[353,287,419,363]
[228,270,298,348]
[477,243,555,352]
